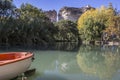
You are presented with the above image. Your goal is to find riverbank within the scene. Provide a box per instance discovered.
[82,40,120,46]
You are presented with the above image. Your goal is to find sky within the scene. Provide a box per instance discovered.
[13,0,120,12]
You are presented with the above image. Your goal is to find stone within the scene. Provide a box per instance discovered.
[58,5,95,22]
[44,10,57,22]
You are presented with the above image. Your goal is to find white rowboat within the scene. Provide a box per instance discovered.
[0,52,33,80]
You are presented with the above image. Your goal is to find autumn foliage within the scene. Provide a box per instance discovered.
[77,4,120,42]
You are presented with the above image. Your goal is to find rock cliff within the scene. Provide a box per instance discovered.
[44,5,95,22]
[58,5,95,21]
[44,10,57,22]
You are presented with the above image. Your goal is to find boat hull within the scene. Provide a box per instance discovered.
[0,52,33,80]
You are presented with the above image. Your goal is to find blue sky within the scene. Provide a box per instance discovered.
[13,0,120,11]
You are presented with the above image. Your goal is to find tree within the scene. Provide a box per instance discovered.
[0,0,17,45]
[103,3,120,40]
[17,3,57,46]
[0,3,57,46]
[77,4,119,43]
[77,9,106,42]
[54,20,80,42]
[0,0,16,17]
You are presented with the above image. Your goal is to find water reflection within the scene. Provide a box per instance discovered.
[29,51,81,80]
[53,42,80,51]
[0,42,80,51]
[39,51,80,73]
[1,43,120,80]
[77,45,120,80]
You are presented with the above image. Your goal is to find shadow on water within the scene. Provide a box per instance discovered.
[0,42,80,52]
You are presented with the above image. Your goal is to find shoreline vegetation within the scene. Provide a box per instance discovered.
[0,1,120,48]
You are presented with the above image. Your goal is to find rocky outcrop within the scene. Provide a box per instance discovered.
[58,5,95,21]
[44,10,57,22]
[44,5,95,22]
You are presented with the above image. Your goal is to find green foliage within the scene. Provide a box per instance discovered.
[54,20,80,42]
[77,4,120,42]
[0,3,57,46]
[1,1,119,46]
[78,9,106,41]
[0,2,80,47]
[0,0,16,17]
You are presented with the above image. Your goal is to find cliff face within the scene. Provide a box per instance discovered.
[44,10,57,22]
[44,5,95,22]
[58,5,95,21]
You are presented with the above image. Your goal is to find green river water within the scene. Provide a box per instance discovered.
[0,44,120,80]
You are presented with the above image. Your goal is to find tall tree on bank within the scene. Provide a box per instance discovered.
[12,3,57,46]
[77,3,120,43]
[0,3,57,46]
[0,0,17,45]
[104,3,120,40]
[77,8,106,42]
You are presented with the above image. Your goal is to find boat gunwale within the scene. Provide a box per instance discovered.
[0,52,33,66]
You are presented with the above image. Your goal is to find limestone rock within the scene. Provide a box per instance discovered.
[58,5,95,21]
[44,10,57,22]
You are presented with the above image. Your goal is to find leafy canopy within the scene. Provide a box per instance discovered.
[77,4,119,41]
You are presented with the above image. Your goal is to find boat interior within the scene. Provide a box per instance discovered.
[0,53,22,61]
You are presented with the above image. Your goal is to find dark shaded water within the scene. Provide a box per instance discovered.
[0,43,120,80]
